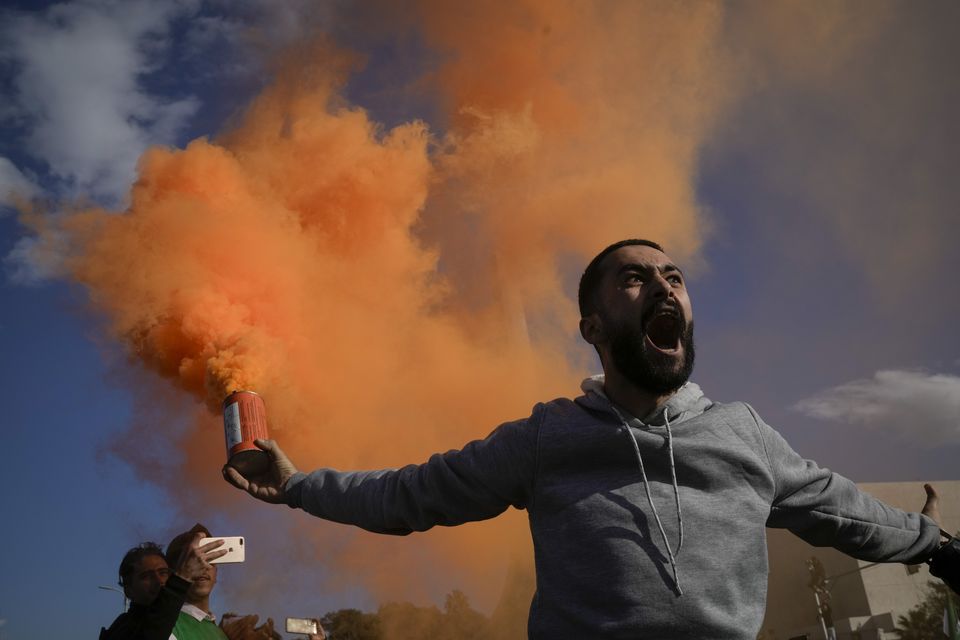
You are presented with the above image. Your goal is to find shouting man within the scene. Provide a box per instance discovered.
[224,239,955,639]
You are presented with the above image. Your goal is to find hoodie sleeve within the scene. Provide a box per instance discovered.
[282,407,542,535]
[749,405,940,564]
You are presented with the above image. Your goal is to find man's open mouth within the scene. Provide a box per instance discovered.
[643,310,682,352]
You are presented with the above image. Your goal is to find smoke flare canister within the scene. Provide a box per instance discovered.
[222,390,271,478]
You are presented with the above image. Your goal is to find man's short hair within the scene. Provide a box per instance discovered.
[118,542,166,587]
[166,523,211,567]
[578,239,664,317]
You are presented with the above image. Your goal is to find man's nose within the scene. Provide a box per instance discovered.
[148,570,169,588]
[649,274,672,299]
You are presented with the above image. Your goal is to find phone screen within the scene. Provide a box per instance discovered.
[285,617,319,634]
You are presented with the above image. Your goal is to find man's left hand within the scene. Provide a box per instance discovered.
[922,483,942,527]
[223,439,299,505]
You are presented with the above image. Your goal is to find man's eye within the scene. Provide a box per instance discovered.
[625,274,643,285]
[667,275,683,285]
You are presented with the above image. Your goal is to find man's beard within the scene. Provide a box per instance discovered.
[606,316,695,395]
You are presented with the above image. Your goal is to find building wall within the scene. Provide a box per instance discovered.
[758,480,960,640]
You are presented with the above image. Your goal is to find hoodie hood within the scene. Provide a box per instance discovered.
[577,375,712,425]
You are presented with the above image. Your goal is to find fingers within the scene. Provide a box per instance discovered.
[175,533,222,579]
[254,438,286,460]
[254,438,294,465]
[223,464,278,503]
[922,483,943,526]
[206,547,229,562]
[189,535,223,562]
[180,532,212,565]
[254,438,298,478]
[224,440,294,504]
[223,465,252,491]
[236,615,258,636]
[198,538,225,554]
[221,615,258,638]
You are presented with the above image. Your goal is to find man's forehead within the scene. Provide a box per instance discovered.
[135,554,168,571]
[602,244,678,271]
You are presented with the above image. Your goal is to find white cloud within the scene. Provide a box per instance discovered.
[181,0,335,68]
[1,0,201,205]
[793,369,960,444]
[4,233,67,285]
[205,0,333,42]
[0,156,38,207]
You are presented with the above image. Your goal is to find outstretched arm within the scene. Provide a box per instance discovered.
[222,412,541,535]
[751,407,941,564]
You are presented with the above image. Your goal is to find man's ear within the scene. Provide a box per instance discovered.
[579,314,605,346]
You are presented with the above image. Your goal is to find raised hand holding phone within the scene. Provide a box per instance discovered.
[174,533,226,581]
[198,536,245,564]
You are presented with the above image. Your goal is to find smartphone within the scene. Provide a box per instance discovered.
[198,536,245,563]
[286,617,319,634]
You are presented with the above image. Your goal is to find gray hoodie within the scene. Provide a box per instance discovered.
[285,379,940,638]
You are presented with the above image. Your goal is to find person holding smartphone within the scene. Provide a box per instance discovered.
[166,525,281,640]
[99,535,225,640]
[165,524,230,640]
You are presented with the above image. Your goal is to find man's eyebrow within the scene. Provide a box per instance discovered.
[616,262,684,276]
[616,262,650,275]
[138,565,170,574]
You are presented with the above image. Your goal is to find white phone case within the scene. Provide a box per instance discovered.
[198,536,245,563]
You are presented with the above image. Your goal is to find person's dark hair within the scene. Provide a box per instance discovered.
[118,542,166,587]
[166,522,211,567]
[578,239,664,317]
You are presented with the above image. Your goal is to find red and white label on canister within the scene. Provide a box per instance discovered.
[222,390,270,478]
[223,401,243,453]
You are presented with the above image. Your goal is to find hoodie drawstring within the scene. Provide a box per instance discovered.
[664,410,684,558]
[614,405,685,596]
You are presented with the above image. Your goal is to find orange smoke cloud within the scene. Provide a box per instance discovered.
[418,0,726,322]
[29,0,731,628]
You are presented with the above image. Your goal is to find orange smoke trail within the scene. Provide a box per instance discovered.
[30,0,731,629]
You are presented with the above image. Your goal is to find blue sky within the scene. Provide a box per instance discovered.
[1,1,959,638]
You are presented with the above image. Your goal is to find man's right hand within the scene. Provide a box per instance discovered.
[222,438,299,505]
[174,533,226,582]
